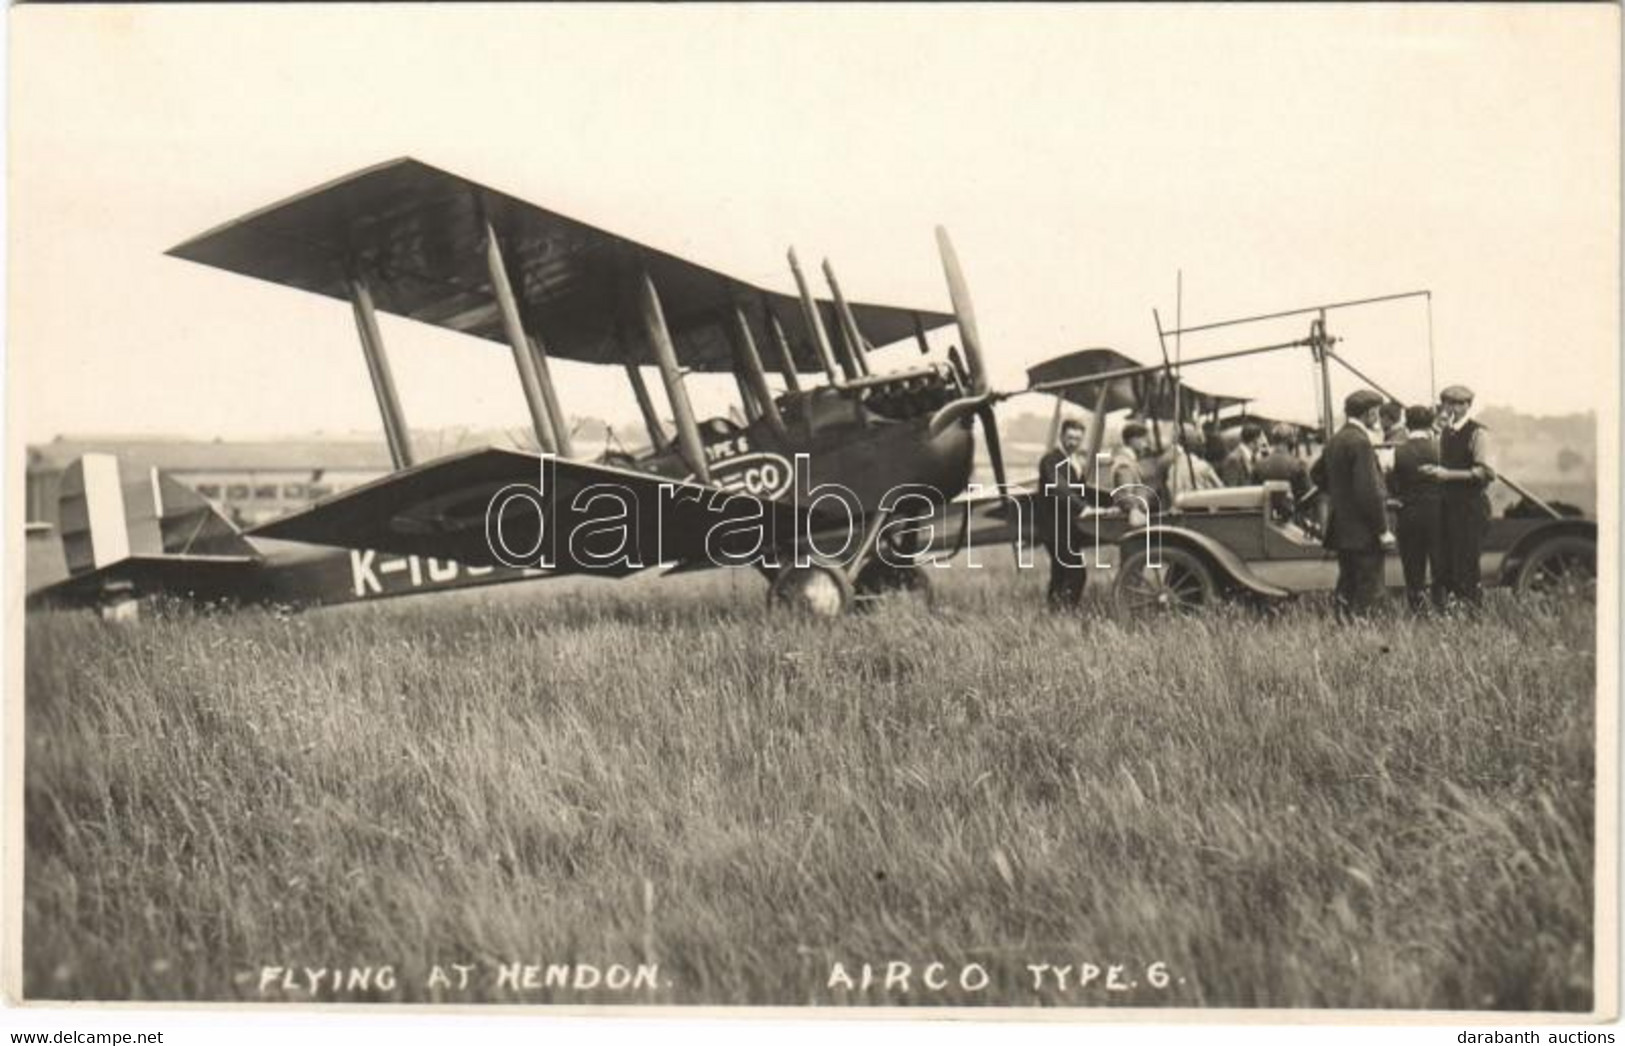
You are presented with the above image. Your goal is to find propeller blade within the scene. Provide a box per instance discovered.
[975,401,1024,559]
[936,226,987,395]
[976,402,1008,494]
[928,393,989,438]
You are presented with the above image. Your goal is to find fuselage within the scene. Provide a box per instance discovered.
[623,364,978,509]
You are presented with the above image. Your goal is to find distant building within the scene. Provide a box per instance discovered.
[26,437,395,528]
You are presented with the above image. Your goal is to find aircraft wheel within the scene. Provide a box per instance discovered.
[768,563,855,617]
[1514,534,1596,598]
[1114,545,1217,615]
[853,560,935,610]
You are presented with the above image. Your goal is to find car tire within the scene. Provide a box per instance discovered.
[1114,545,1218,614]
[1514,534,1596,598]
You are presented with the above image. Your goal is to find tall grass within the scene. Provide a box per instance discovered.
[23,564,1595,1008]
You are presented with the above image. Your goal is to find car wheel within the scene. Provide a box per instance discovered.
[1114,545,1218,614]
[767,562,855,617]
[1514,534,1596,598]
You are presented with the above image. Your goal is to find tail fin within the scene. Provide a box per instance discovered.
[25,521,69,595]
[30,455,262,612]
[56,453,257,576]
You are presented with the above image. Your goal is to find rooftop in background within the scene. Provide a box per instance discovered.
[25,419,637,476]
[27,436,397,475]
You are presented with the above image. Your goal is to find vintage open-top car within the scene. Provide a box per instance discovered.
[1094,481,1596,613]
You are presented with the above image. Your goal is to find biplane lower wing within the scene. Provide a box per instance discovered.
[251,447,810,576]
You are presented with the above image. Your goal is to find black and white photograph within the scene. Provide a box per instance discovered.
[9,3,1618,1028]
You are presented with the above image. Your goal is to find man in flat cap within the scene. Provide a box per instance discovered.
[1423,384,1495,609]
[1315,388,1395,617]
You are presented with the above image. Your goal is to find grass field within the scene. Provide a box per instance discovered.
[22,562,1597,1009]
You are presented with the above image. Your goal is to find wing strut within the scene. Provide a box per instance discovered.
[621,355,666,450]
[825,302,864,381]
[786,248,843,386]
[638,272,711,484]
[734,372,762,422]
[346,275,415,469]
[763,306,803,393]
[526,335,574,457]
[484,221,559,455]
[728,306,789,442]
[1084,378,1111,466]
[822,260,872,377]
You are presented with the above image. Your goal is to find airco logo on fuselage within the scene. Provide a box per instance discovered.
[687,451,794,500]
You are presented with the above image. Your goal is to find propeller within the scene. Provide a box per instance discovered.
[935,226,987,393]
[928,227,1001,436]
[976,401,1008,496]
[926,227,1009,498]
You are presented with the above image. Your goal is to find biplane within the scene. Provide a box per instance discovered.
[1024,346,1250,463]
[31,158,1029,616]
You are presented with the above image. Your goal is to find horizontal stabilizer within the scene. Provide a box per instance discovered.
[170,158,954,374]
[27,554,261,609]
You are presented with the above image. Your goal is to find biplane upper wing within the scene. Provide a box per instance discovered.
[251,447,810,575]
[169,158,954,372]
[1027,348,1246,418]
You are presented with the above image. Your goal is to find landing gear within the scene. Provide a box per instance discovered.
[766,507,936,617]
[767,562,854,617]
[853,560,935,610]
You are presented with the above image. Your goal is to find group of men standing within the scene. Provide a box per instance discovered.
[1034,383,1495,615]
[1321,384,1494,617]
[1034,413,1310,609]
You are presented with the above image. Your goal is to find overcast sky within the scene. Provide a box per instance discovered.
[11,5,1618,447]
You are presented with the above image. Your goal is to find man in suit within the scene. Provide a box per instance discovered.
[1315,389,1396,618]
[1218,423,1266,486]
[1035,419,1092,610]
[1422,384,1496,610]
[1388,405,1445,612]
